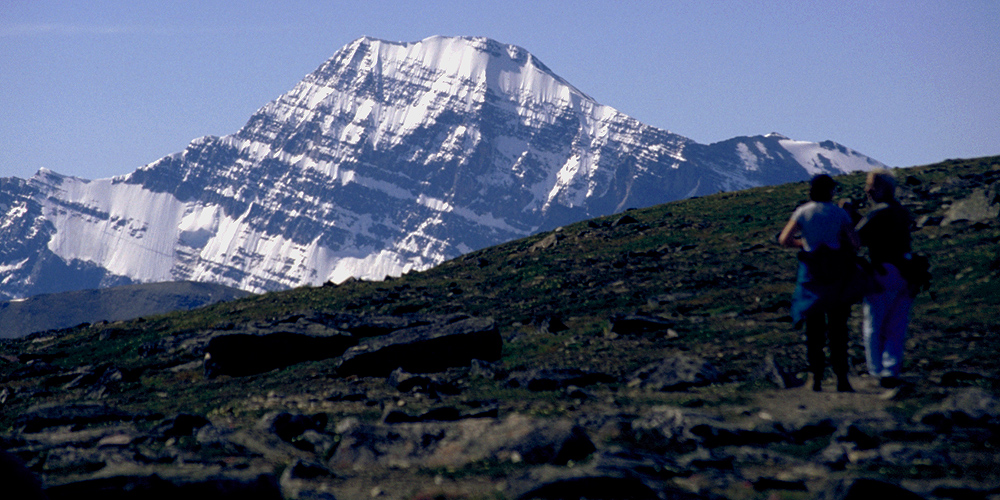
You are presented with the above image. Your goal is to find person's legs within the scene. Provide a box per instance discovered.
[880,266,913,378]
[863,273,892,377]
[805,312,827,391]
[827,305,853,392]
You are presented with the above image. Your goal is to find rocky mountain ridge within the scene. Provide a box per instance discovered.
[0,36,883,300]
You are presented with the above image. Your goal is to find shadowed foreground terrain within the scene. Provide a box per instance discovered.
[1,156,998,499]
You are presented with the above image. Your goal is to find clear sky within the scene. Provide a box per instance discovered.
[2,0,998,181]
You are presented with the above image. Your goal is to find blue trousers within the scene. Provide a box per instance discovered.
[863,263,914,378]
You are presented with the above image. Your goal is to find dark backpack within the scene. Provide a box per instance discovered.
[898,252,932,294]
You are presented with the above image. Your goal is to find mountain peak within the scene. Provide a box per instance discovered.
[0,36,885,299]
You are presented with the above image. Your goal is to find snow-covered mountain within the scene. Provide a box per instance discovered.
[0,36,885,299]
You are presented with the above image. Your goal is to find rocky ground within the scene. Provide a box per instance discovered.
[2,157,999,499]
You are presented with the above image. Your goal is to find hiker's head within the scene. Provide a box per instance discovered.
[809,174,837,202]
[866,169,896,203]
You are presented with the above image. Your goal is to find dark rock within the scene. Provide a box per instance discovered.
[750,354,802,389]
[752,477,808,492]
[915,215,943,228]
[613,215,639,226]
[0,449,46,500]
[627,355,720,391]
[334,316,500,377]
[817,477,924,500]
[257,412,328,442]
[330,414,594,469]
[383,405,498,423]
[204,330,357,378]
[940,370,988,387]
[7,360,61,381]
[157,413,212,438]
[322,313,432,338]
[629,407,719,448]
[15,402,140,433]
[609,314,677,338]
[470,358,508,380]
[517,476,659,500]
[914,387,1000,428]
[44,473,281,500]
[383,406,462,423]
[533,315,569,333]
[388,367,461,395]
[508,368,616,392]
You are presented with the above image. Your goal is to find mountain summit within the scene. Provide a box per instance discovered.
[0,36,884,299]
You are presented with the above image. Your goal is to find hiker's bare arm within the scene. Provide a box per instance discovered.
[778,219,802,248]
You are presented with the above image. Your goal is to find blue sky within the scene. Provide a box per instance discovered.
[2,0,998,181]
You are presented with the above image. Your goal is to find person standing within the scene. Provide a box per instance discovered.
[779,174,860,392]
[856,169,914,388]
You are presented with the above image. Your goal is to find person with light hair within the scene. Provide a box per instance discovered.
[856,168,914,388]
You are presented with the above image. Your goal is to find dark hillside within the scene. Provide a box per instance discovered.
[1,156,998,499]
[0,281,252,339]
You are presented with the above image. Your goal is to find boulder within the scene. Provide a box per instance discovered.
[204,331,356,377]
[157,413,212,438]
[627,355,720,391]
[43,472,281,500]
[256,412,328,442]
[330,413,594,470]
[508,368,617,391]
[914,387,1000,428]
[14,403,142,433]
[334,316,500,377]
[609,314,678,338]
[0,449,46,500]
[517,476,659,500]
[816,477,924,500]
[942,188,1000,225]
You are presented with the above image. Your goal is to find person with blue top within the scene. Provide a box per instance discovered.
[779,174,860,392]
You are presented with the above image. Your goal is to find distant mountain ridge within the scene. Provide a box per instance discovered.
[0,35,885,299]
[0,281,251,339]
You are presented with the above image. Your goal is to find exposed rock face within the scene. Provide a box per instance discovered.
[0,36,883,299]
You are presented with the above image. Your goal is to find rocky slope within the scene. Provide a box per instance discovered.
[0,36,883,300]
[1,157,997,499]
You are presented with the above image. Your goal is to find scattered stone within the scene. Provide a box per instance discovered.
[330,414,594,470]
[612,215,639,226]
[939,370,989,387]
[530,233,562,252]
[627,355,720,391]
[469,358,508,381]
[913,387,1000,428]
[816,477,924,500]
[609,314,677,338]
[381,405,498,424]
[508,368,616,392]
[157,413,212,438]
[257,412,328,442]
[335,316,500,377]
[517,476,659,500]
[15,402,143,433]
[750,354,801,389]
[44,472,282,500]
